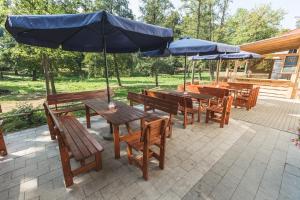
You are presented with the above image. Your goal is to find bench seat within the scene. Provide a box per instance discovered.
[60,116,103,161]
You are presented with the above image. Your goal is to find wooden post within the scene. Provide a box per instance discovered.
[291,47,300,98]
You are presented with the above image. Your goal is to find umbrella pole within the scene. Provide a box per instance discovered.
[216,58,222,84]
[103,38,114,141]
[183,54,187,91]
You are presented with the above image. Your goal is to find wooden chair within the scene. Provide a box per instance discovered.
[206,96,233,128]
[125,118,168,180]
[234,88,256,110]
[43,103,103,187]
[0,120,7,156]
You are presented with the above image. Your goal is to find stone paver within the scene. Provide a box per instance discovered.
[1,98,300,200]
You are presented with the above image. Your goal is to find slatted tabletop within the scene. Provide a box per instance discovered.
[82,99,148,125]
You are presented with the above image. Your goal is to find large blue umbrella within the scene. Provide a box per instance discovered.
[5,11,173,140]
[190,51,262,60]
[169,37,240,91]
[5,11,173,101]
[190,51,262,82]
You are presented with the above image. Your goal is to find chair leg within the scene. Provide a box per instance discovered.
[205,111,209,123]
[183,112,187,129]
[197,110,201,123]
[142,150,149,180]
[95,152,102,171]
[191,113,194,124]
[127,145,133,165]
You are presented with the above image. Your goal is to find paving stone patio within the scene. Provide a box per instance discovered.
[0,98,300,200]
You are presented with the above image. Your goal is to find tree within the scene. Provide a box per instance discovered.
[223,4,285,45]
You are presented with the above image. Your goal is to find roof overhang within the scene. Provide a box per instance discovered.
[240,29,300,55]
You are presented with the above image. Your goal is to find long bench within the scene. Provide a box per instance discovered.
[127,92,178,137]
[46,89,111,140]
[43,103,103,187]
[143,90,199,128]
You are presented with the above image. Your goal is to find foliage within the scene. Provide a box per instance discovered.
[1,102,46,132]
[222,4,285,44]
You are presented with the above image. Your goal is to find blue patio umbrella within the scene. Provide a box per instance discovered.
[168,37,240,91]
[5,11,173,140]
[5,11,173,101]
[190,51,262,82]
[190,51,262,60]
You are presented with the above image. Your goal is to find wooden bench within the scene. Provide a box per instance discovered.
[46,89,111,140]
[0,120,7,156]
[43,103,103,187]
[127,92,178,137]
[144,90,199,128]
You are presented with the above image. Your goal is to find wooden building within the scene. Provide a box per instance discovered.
[240,29,300,99]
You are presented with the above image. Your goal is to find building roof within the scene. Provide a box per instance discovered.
[240,28,300,55]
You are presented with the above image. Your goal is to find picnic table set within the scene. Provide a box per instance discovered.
[2,10,261,188]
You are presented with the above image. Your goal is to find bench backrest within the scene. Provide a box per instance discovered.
[127,92,178,115]
[47,89,111,105]
[227,82,254,90]
[144,90,193,109]
[199,87,229,99]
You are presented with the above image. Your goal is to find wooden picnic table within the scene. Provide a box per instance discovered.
[82,99,149,159]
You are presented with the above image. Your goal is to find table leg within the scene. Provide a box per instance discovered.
[85,106,91,128]
[113,125,120,159]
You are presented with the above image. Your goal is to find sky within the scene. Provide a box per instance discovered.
[129,0,300,29]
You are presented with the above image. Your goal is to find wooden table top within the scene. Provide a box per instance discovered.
[82,99,148,125]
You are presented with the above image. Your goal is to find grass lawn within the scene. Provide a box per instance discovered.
[0,73,211,103]
[0,73,211,132]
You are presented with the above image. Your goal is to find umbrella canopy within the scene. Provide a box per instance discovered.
[140,49,171,58]
[190,51,262,60]
[167,37,239,91]
[6,11,173,140]
[169,37,240,56]
[5,11,173,53]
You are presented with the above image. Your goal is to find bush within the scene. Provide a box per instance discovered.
[1,102,46,133]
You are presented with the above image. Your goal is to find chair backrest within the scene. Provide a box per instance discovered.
[200,87,229,99]
[143,118,168,146]
[224,96,234,114]
[47,89,111,106]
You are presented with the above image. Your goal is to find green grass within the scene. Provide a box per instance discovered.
[0,73,211,133]
[0,73,211,102]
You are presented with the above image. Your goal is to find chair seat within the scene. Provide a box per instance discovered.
[207,105,223,113]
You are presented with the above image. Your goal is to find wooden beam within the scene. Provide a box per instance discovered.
[291,47,300,98]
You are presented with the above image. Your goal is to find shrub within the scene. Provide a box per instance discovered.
[1,102,46,133]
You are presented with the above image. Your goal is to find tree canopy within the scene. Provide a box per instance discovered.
[0,0,287,84]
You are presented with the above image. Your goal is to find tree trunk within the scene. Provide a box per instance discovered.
[112,54,122,86]
[191,62,195,84]
[49,63,56,94]
[209,61,215,81]
[199,66,202,80]
[32,69,37,81]
[196,0,201,38]
[0,71,3,79]
[42,54,51,96]
[155,69,159,87]
[14,70,18,75]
